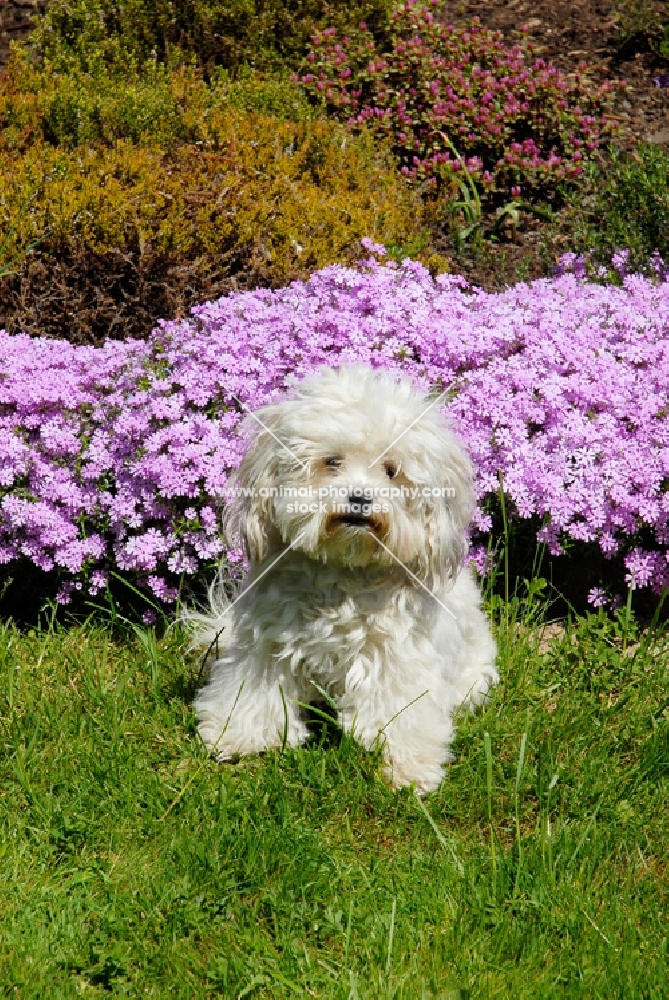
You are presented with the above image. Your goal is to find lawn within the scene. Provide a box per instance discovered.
[1,602,666,997]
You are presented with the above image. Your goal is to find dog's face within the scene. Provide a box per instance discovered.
[228,367,474,587]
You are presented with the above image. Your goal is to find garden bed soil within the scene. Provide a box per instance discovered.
[0,0,47,66]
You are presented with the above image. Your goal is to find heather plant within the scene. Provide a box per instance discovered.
[1,251,667,608]
[0,194,45,279]
[219,71,317,121]
[0,51,311,153]
[39,64,187,150]
[0,44,446,345]
[0,103,437,341]
[30,0,394,76]
[299,0,621,198]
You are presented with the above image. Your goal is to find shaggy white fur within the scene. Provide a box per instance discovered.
[192,366,497,795]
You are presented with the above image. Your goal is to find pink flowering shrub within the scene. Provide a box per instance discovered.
[1,245,668,605]
[298,0,620,194]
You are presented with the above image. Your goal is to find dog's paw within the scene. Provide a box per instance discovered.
[455,666,499,713]
[384,754,446,797]
[198,713,310,761]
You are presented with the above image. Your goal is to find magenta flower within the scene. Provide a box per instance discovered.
[301,1,621,192]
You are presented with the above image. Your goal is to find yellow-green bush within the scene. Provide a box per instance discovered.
[0,14,449,343]
[0,52,205,151]
[0,106,447,340]
[0,50,318,153]
[30,0,394,76]
[1,112,435,269]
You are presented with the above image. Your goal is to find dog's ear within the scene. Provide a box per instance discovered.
[413,426,475,590]
[225,411,282,564]
[421,499,467,590]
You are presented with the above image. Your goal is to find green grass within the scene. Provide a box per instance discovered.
[0,603,667,998]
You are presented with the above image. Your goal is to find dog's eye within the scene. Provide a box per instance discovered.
[385,463,397,479]
[324,457,342,469]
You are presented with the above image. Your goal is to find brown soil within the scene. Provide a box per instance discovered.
[0,0,667,341]
[0,0,47,66]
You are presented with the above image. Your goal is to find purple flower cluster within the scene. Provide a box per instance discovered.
[1,245,668,603]
[298,0,621,194]
[554,248,669,286]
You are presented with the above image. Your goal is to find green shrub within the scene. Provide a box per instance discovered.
[656,22,669,60]
[222,71,316,121]
[555,144,669,270]
[612,0,664,54]
[30,0,395,76]
[0,51,192,150]
[0,50,316,152]
[40,68,185,148]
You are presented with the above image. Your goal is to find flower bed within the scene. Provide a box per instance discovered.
[1,248,668,604]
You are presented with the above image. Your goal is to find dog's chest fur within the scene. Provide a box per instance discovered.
[242,559,433,694]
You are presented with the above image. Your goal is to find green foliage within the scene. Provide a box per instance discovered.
[4,54,206,150]
[0,605,666,995]
[0,50,192,150]
[30,0,395,76]
[40,65,186,148]
[0,193,46,277]
[612,0,664,53]
[612,0,669,62]
[218,70,316,121]
[657,22,669,60]
[556,144,669,270]
[0,50,317,151]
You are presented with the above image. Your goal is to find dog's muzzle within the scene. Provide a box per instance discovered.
[327,509,383,535]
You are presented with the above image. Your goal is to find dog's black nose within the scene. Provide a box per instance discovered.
[347,493,364,512]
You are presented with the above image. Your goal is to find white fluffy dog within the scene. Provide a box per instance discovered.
[193,366,497,795]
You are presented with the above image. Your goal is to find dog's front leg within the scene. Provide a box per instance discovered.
[337,664,455,796]
[195,648,310,761]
